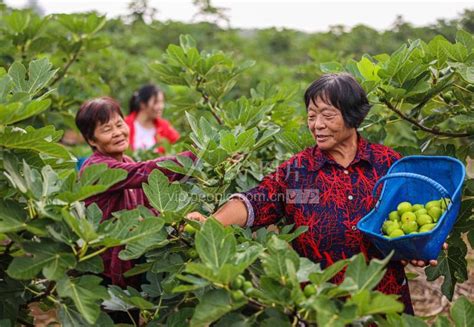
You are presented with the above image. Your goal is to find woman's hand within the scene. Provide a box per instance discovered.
[186,211,207,222]
[401,242,448,267]
[185,199,248,227]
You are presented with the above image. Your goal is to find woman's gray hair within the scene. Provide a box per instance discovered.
[304,73,371,128]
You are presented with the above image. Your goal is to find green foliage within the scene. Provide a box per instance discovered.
[7,241,76,280]
[56,275,109,324]
[143,169,190,213]
[451,296,474,327]
[190,289,245,327]
[150,34,304,212]
[0,5,473,325]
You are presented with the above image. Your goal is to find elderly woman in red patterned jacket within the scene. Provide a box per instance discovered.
[188,73,445,315]
[75,97,195,288]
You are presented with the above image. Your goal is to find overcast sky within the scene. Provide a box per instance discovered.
[5,0,473,32]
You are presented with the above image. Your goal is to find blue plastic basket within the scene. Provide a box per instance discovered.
[357,155,466,261]
[76,156,88,171]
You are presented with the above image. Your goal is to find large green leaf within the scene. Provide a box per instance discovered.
[3,157,41,196]
[425,236,468,300]
[56,13,106,34]
[378,44,410,79]
[156,154,205,180]
[184,262,223,283]
[106,286,155,310]
[40,164,62,197]
[278,129,314,153]
[58,163,127,203]
[195,217,236,270]
[8,62,28,94]
[342,252,392,292]
[75,255,104,274]
[451,296,474,327]
[26,59,57,95]
[432,316,452,327]
[357,56,381,82]
[184,243,262,285]
[349,289,404,316]
[0,100,51,126]
[425,36,451,69]
[0,200,27,233]
[185,111,206,149]
[98,207,166,252]
[118,227,169,260]
[454,63,474,84]
[381,313,428,327]
[22,159,43,199]
[167,44,189,68]
[222,99,273,128]
[190,289,246,327]
[308,259,349,286]
[61,206,99,243]
[151,62,188,85]
[320,61,344,73]
[77,162,126,188]
[165,308,195,327]
[0,274,27,324]
[234,244,264,269]
[364,292,404,315]
[56,275,109,324]
[58,305,114,327]
[220,128,257,153]
[308,296,357,327]
[0,126,70,159]
[7,241,76,280]
[173,273,211,293]
[4,11,30,33]
[185,262,237,285]
[257,276,293,305]
[261,235,300,283]
[143,169,189,213]
[0,72,13,100]
[4,160,62,211]
[8,58,57,97]
[456,30,474,52]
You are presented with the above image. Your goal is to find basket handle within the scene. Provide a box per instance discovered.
[372,172,451,200]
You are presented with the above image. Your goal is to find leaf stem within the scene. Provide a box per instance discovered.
[79,247,107,262]
[453,83,470,93]
[195,77,223,125]
[126,309,138,327]
[50,44,82,87]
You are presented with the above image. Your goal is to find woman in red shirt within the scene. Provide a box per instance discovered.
[187,73,446,315]
[125,84,180,153]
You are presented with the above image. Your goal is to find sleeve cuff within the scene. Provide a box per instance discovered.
[229,193,255,227]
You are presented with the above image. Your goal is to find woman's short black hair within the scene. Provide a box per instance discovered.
[75,96,123,148]
[129,84,162,114]
[304,73,371,128]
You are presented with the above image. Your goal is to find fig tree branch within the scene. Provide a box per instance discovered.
[50,45,82,87]
[195,77,223,125]
[382,100,471,138]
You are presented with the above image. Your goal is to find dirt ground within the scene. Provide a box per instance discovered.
[407,247,474,322]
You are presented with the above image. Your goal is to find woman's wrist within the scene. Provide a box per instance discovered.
[215,197,250,227]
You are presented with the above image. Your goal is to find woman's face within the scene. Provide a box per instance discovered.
[307,96,355,151]
[89,113,130,159]
[141,92,165,120]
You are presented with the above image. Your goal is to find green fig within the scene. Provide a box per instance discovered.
[397,202,413,215]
